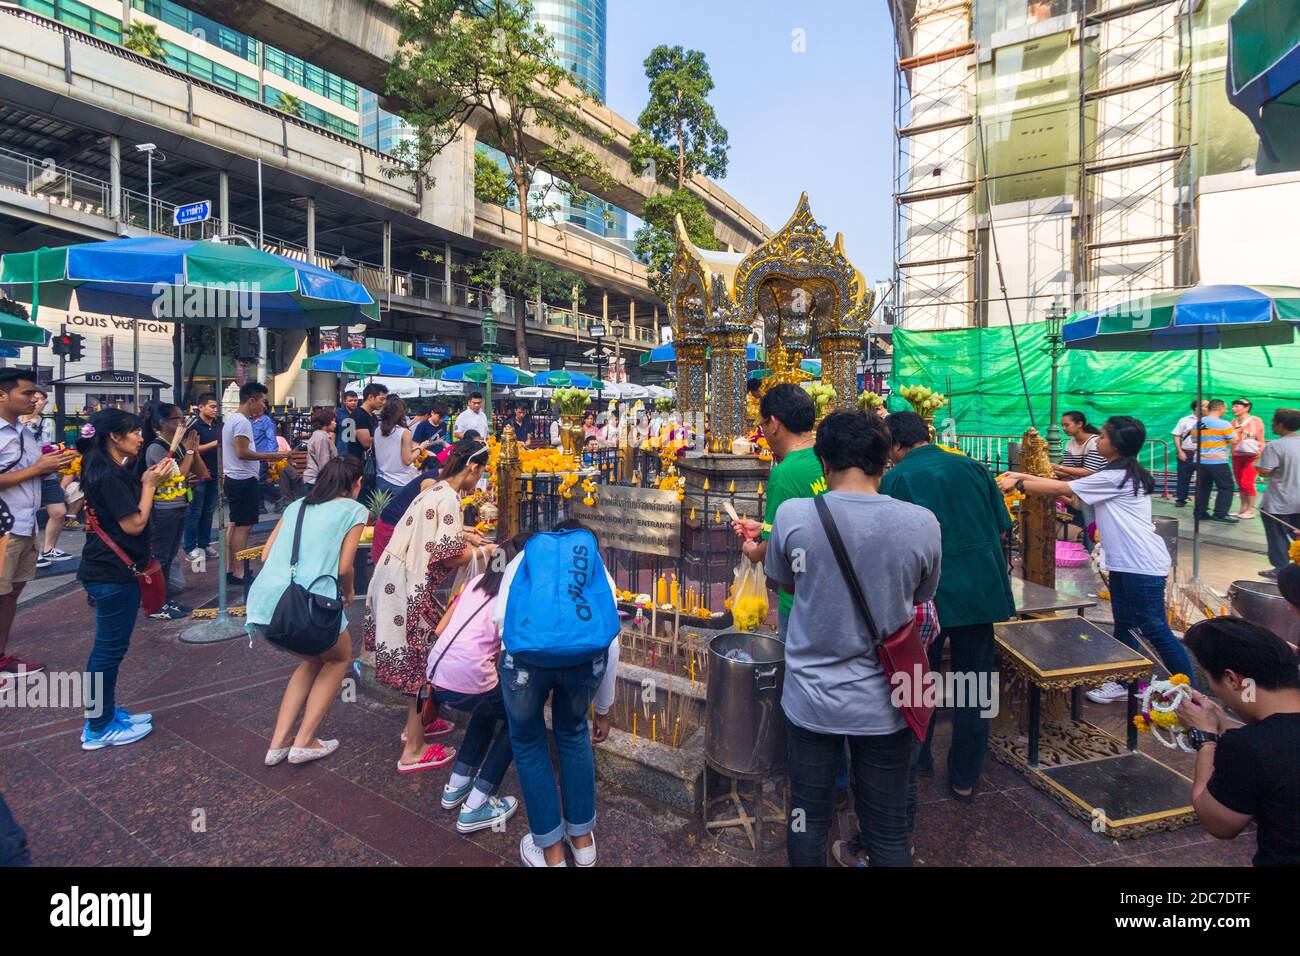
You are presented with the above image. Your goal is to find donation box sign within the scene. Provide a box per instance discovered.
[569,485,681,558]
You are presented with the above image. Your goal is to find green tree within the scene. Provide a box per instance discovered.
[123,21,167,62]
[634,189,720,302]
[630,46,729,190]
[274,92,304,118]
[459,248,586,336]
[474,150,512,206]
[386,0,612,365]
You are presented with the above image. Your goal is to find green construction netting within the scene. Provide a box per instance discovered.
[888,321,1300,445]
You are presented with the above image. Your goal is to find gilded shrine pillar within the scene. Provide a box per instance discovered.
[496,425,520,543]
[1018,427,1056,589]
[676,335,708,416]
[706,322,751,450]
[818,331,863,410]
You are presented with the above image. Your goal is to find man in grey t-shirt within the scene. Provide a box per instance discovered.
[764,410,941,867]
[1259,407,1300,577]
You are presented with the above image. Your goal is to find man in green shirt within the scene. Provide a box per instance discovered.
[732,383,824,640]
[881,411,1014,801]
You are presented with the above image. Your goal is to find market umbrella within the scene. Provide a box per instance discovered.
[533,369,604,389]
[343,376,440,400]
[302,347,431,378]
[0,307,50,349]
[1063,283,1300,578]
[0,235,379,640]
[432,362,534,386]
[639,341,766,367]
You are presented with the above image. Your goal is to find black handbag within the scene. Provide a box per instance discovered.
[265,502,343,656]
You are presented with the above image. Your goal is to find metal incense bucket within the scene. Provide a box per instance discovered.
[1228,580,1300,648]
[705,630,786,777]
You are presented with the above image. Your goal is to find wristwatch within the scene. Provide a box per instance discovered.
[1015,478,1026,493]
[1188,728,1219,750]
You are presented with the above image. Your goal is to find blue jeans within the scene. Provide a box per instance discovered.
[83,581,141,732]
[375,476,411,498]
[1108,570,1195,684]
[784,713,913,867]
[498,652,604,848]
[434,686,512,794]
[0,790,30,867]
[183,479,219,552]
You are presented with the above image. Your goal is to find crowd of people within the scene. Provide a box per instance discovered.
[0,366,1296,868]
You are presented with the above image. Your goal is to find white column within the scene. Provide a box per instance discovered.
[443,240,452,304]
[218,171,230,234]
[306,198,316,260]
[108,135,121,221]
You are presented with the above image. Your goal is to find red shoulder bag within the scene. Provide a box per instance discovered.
[85,506,167,615]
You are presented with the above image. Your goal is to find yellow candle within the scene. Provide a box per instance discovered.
[703,477,710,491]
[690,507,697,521]
[673,717,681,747]
[656,575,667,606]
[757,482,765,496]
[670,575,679,607]
[728,480,735,493]
[633,712,637,738]
[652,714,657,742]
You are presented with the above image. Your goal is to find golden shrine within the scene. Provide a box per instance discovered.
[667,193,874,449]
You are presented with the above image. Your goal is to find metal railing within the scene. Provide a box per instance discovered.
[951,432,1174,498]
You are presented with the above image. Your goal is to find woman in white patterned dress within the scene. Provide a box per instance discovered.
[364,438,496,773]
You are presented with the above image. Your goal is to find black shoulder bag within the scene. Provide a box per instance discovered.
[265,503,344,655]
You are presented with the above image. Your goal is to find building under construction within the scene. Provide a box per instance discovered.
[889,0,1280,331]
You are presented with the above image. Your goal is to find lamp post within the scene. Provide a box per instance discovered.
[1043,296,1068,464]
[479,305,499,421]
[328,250,359,401]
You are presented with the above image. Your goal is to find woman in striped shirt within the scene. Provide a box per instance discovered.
[1054,411,1107,550]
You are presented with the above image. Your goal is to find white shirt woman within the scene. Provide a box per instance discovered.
[374,421,421,490]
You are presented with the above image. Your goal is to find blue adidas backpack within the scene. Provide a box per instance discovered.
[502,528,620,667]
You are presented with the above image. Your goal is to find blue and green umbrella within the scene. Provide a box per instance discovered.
[533,369,604,389]
[302,347,431,378]
[640,341,766,367]
[432,362,534,386]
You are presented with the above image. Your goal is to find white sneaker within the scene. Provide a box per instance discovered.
[204,546,219,559]
[519,833,566,867]
[188,548,204,562]
[564,833,597,867]
[1085,681,1129,704]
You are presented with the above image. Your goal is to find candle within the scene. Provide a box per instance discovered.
[673,717,681,747]
[690,507,696,521]
[633,711,637,738]
[656,574,667,606]
[652,714,657,743]
[703,477,710,491]
[728,480,735,493]
[670,575,679,608]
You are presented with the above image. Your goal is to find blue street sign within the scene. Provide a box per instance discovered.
[173,201,212,227]
[416,344,451,360]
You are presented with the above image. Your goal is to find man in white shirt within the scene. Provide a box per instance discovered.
[453,393,490,441]
[0,370,76,677]
[222,381,287,586]
[1172,399,1208,507]
[1258,407,1300,579]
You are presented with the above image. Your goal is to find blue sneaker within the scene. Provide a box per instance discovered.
[81,716,153,751]
[441,779,473,810]
[456,794,518,834]
[115,707,153,726]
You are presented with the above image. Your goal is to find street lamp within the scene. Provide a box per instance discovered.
[133,143,160,413]
[1043,295,1069,464]
[479,301,499,420]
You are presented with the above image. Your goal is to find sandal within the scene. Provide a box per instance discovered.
[399,717,456,743]
[397,743,456,774]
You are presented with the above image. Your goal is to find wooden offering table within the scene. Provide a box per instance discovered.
[991,617,1197,838]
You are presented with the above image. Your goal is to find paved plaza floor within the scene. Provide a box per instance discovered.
[0,528,1262,868]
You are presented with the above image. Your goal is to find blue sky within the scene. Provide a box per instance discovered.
[606,0,896,282]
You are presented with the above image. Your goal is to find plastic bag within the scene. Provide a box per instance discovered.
[446,545,487,603]
[730,558,769,631]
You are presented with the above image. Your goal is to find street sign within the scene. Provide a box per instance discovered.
[416,343,452,360]
[589,323,606,339]
[173,201,212,227]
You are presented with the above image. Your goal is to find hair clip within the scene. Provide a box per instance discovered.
[80,423,96,438]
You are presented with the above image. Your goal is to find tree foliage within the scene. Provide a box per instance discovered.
[459,248,587,322]
[274,92,304,118]
[633,189,720,303]
[474,150,512,206]
[630,46,729,190]
[123,21,167,62]
[386,0,613,364]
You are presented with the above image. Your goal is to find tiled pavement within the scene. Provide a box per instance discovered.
[0,559,1257,867]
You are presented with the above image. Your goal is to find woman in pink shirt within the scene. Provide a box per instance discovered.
[1231,398,1266,519]
[423,533,530,835]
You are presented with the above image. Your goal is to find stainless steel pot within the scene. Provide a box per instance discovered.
[1152,516,1178,576]
[705,630,786,777]
[1228,580,1300,648]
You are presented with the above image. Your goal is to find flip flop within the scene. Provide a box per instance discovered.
[399,717,456,743]
[397,743,456,774]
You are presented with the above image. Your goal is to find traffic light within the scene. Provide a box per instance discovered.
[50,332,84,361]
[234,328,260,362]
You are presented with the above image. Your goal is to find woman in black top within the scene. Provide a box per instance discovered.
[78,409,173,751]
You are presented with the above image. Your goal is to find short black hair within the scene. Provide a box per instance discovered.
[747,378,762,395]
[197,392,216,406]
[469,391,483,401]
[815,410,892,477]
[758,383,815,434]
[431,402,449,417]
[1207,399,1227,413]
[1232,398,1252,410]
[461,429,480,441]
[886,410,930,448]
[239,381,268,403]
[1190,399,1201,412]
[0,369,37,393]
[343,390,358,399]
[1273,407,1300,432]
[362,383,388,400]
[1184,616,1300,691]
